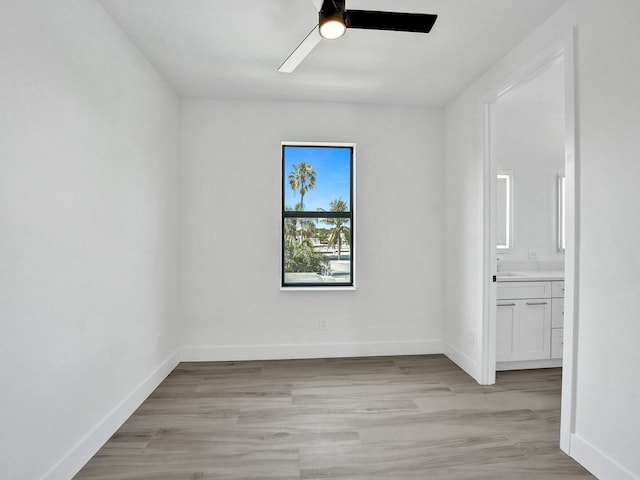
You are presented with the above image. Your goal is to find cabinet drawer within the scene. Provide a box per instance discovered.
[497,281,551,300]
[551,298,564,328]
[551,328,564,358]
[552,281,565,298]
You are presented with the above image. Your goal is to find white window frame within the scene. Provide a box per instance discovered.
[281,141,356,291]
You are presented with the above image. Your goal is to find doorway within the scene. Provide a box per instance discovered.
[482,32,577,453]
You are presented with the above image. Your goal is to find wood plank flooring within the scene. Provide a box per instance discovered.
[74,355,594,479]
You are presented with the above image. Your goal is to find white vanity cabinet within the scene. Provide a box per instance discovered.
[497,279,564,370]
[496,282,551,362]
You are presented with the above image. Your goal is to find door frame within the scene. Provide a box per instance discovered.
[480,30,577,454]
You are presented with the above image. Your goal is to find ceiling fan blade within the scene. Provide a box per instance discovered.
[345,10,437,33]
[278,25,322,73]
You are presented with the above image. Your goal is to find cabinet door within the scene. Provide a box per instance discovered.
[551,298,564,328]
[551,328,564,359]
[496,303,518,362]
[518,300,551,360]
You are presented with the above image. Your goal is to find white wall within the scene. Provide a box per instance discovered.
[0,1,180,479]
[445,0,640,478]
[179,99,445,360]
[443,93,486,378]
[568,2,640,478]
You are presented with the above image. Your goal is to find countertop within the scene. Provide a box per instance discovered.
[496,271,564,282]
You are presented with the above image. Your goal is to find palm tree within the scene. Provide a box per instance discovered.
[322,198,350,261]
[284,207,299,243]
[285,202,316,244]
[288,162,316,210]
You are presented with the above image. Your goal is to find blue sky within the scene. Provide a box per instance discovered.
[283,145,351,212]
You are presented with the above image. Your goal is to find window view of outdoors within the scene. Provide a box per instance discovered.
[282,144,354,287]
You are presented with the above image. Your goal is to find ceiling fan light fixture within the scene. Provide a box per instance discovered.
[279,0,438,72]
[319,0,346,39]
[319,16,346,39]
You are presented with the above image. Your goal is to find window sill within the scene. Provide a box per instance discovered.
[280,286,356,292]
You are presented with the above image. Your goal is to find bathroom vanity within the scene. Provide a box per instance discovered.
[496,271,564,371]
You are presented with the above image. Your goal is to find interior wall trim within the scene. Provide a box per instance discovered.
[480,29,578,455]
[180,340,443,362]
[40,350,181,480]
[570,433,640,480]
[443,342,482,383]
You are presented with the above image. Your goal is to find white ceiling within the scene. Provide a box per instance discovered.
[97,0,568,107]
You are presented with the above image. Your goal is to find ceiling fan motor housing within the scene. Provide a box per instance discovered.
[319,0,346,26]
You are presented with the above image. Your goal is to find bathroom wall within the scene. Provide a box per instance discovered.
[494,59,565,267]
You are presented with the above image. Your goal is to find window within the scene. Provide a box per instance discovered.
[497,171,513,251]
[282,142,355,288]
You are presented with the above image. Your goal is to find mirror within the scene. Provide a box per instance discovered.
[558,175,566,251]
[497,172,513,250]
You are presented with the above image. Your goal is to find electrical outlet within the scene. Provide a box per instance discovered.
[319,319,327,331]
[528,251,537,260]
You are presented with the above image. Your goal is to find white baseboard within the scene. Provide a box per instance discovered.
[570,433,639,480]
[40,349,180,480]
[443,342,482,382]
[180,340,443,362]
[496,358,563,371]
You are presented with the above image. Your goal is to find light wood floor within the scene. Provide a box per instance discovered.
[74,355,594,479]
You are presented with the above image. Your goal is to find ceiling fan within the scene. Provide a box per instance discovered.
[278,0,438,73]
